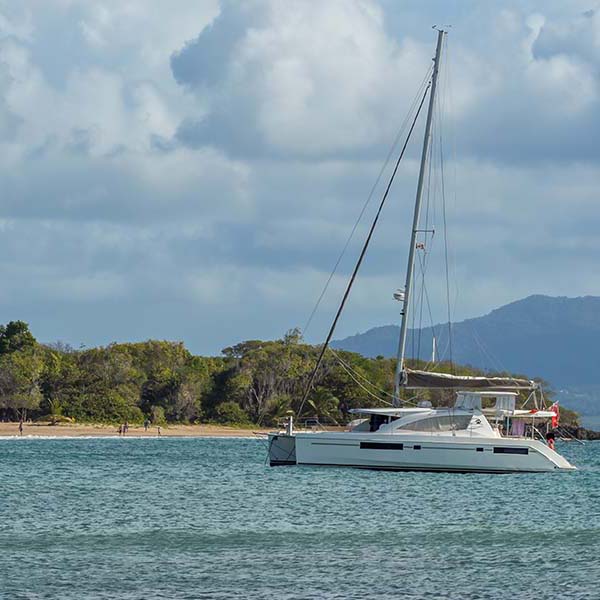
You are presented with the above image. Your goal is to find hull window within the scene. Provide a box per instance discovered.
[360,442,404,450]
[493,447,528,455]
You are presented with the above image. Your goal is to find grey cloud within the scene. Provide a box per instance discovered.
[2,1,600,356]
[0,104,21,140]
[533,9,599,62]
[169,1,434,160]
[458,102,600,165]
[169,2,600,165]
[170,1,260,89]
[0,150,247,224]
[170,1,273,158]
[175,113,267,158]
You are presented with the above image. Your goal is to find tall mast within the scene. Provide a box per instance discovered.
[393,29,445,406]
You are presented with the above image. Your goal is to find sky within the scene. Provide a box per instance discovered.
[1,0,599,355]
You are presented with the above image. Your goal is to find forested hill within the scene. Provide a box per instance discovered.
[332,295,600,388]
[0,320,577,426]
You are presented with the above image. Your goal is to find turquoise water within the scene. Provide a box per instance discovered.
[1,438,599,600]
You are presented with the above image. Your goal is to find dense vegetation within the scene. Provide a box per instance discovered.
[0,321,578,426]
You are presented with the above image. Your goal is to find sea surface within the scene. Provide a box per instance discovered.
[1,437,599,600]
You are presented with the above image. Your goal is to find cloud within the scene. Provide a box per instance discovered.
[0,0,600,356]
[171,0,432,158]
[171,2,600,165]
[533,7,600,63]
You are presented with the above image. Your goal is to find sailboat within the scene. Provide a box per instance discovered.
[268,30,576,473]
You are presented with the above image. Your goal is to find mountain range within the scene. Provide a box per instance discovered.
[332,295,600,416]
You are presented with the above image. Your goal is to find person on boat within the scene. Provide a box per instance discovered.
[339,400,349,422]
[545,429,556,451]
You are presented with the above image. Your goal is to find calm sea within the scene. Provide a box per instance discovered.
[1,437,599,600]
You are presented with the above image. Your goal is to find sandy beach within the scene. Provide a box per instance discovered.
[0,422,272,438]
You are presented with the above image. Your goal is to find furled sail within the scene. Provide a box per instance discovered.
[401,369,536,390]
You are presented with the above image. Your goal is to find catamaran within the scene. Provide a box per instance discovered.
[268,30,576,473]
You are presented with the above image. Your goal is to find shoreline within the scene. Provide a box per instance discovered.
[4,422,597,441]
[0,422,272,438]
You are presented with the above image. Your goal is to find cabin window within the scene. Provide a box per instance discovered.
[399,415,473,432]
[369,414,389,432]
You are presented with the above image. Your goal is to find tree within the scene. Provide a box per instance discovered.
[0,321,36,356]
[0,322,578,428]
[150,405,166,425]
[307,388,340,424]
[214,401,250,425]
[283,328,302,345]
[0,349,43,420]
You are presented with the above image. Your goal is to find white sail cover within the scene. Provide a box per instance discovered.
[401,369,536,390]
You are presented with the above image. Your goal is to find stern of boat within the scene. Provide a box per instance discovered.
[268,433,297,466]
[533,441,577,471]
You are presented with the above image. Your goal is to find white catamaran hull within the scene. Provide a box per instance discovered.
[275,432,575,473]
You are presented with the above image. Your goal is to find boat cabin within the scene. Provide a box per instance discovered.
[347,391,558,439]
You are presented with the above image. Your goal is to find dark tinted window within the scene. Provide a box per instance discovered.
[399,415,472,432]
[493,447,528,455]
[360,442,404,450]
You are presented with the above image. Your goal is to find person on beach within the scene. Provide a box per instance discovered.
[118,424,123,436]
[143,419,150,432]
[18,419,23,436]
[157,426,161,436]
[123,421,129,434]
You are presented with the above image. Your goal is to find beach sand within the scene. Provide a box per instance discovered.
[0,422,271,438]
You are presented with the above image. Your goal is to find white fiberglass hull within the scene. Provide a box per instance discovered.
[290,432,575,473]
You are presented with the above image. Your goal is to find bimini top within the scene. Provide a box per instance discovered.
[455,391,517,411]
[401,369,537,391]
[454,391,557,419]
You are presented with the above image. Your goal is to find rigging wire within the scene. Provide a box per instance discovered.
[411,127,435,365]
[438,34,454,372]
[329,351,393,406]
[415,117,437,362]
[439,37,524,391]
[466,320,531,389]
[409,32,456,376]
[296,80,433,418]
[302,65,434,337]
[416,251,441,369]
[444,34,462,363]
[327,347,419,407]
